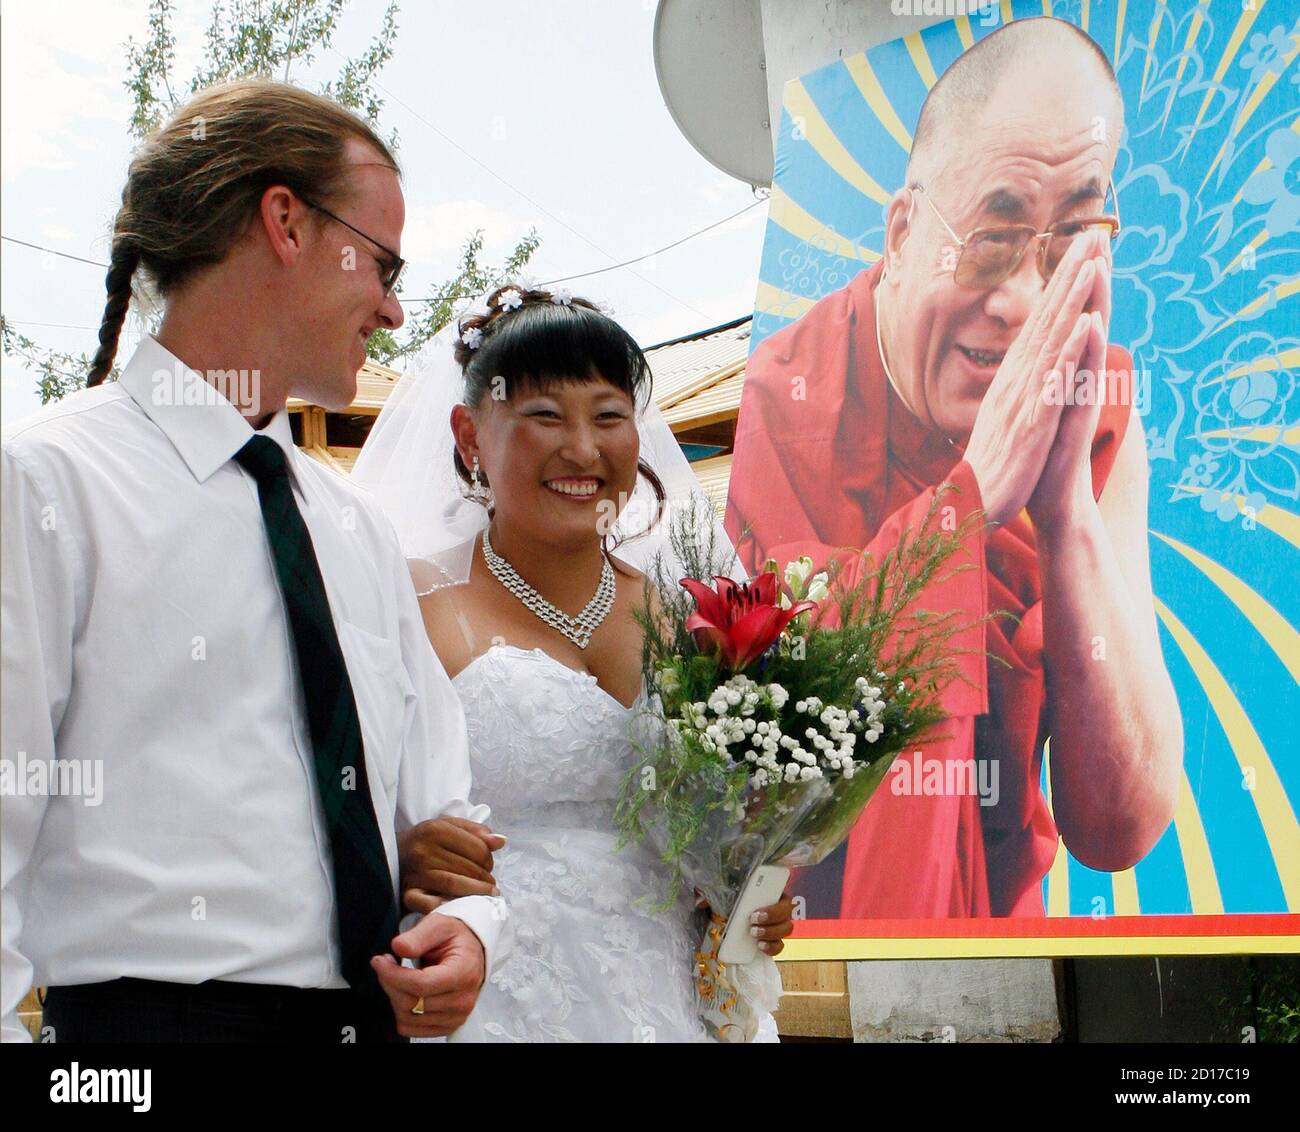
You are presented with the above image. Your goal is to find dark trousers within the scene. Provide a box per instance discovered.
[41,977,404,1044]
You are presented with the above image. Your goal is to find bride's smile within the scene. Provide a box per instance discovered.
[543,477,601,500]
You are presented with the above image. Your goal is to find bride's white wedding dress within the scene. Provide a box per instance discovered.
[347,314,781,1042]
[443,643,779,1043]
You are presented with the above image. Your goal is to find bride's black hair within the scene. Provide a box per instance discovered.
[453,284,667,557]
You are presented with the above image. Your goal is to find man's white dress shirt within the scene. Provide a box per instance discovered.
[1,336,508,1042]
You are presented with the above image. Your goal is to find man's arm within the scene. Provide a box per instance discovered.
[1035,402,1182,870]
[1,448,77,1042]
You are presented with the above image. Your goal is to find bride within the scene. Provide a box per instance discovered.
[354,285,790,1042]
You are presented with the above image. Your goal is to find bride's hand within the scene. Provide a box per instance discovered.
[697,889,796,956]
[751,891,795,956]
[399,816,505,913]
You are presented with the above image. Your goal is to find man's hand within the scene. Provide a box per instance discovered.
[398,816,504,914]
[1027,248,1112,533]
[372,912,487,1038]
[962,229,1110,527]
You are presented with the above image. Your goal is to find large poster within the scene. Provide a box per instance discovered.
[727,0,1299,957]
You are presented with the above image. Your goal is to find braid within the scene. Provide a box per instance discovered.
[86,241,140,387]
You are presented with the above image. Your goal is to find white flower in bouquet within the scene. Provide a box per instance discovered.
[806,572,830,604]
[783,555,814,590]
[654,664,680,696]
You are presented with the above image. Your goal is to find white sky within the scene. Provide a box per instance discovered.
[0,0,767,425]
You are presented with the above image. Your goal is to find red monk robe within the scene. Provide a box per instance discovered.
[726,260,1130,918]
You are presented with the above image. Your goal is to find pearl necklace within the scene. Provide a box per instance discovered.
[482,528,616,650]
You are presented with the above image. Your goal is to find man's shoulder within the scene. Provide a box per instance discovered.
[291,448,380,508]
[3,384,137,471]
[290,448,402,545]
[747,269,875,381]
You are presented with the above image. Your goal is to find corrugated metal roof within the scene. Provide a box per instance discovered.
[646,318,751,408]
[690,452,733,517]
[661,367,745,431]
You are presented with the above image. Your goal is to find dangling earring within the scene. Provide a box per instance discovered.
[468,455,492,506]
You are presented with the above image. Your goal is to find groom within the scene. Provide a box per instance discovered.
[1,80,507,1042]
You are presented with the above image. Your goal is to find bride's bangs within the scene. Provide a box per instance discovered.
[472,303,653,410]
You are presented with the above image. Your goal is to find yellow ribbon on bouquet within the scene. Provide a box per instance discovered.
[695,913,740,1037]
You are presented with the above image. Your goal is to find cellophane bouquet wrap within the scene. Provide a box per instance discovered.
[615,492,979,1041]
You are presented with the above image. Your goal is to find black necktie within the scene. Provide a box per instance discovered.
[233,435,399,994]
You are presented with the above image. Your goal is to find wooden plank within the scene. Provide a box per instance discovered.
[305,407,328,449]
[18,988,43,1041]
[773,960,853,1039]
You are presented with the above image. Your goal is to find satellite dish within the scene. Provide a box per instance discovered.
[653,0,773,189]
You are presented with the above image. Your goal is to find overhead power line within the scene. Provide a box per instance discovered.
[2,235,108,268]
[335,49,720,321]
[400,197,765,302]
[4,195,767,309]
[3,318,101,330]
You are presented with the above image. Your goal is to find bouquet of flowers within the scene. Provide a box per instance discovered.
[615,492,978,1042]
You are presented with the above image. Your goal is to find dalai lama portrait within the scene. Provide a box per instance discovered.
[726,18,1183,919]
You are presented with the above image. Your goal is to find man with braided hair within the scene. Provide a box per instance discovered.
[1,80,509,1042]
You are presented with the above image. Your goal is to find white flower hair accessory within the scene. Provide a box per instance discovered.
[454,295,492,322]
[460,325,483,350]
[498,288,524,312]
[550,287,574,306]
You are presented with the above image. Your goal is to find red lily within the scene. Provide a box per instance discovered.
[680,573,817,671]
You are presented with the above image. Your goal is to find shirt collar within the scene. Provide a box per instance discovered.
[117,336,302,489]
